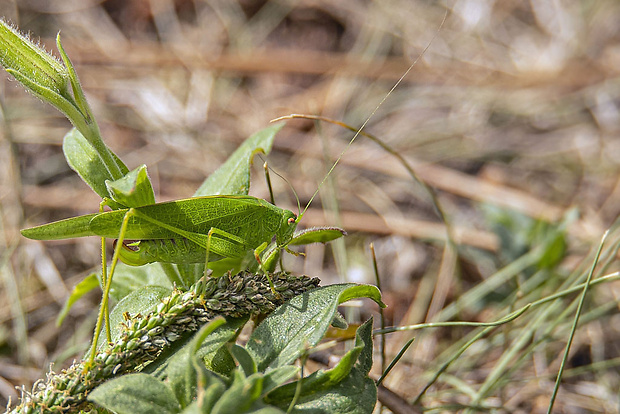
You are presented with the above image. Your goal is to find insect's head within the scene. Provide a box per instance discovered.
[276,209,298,246]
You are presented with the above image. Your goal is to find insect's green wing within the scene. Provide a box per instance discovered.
[89,195,287,256]
[21,213,99,240]
[87,209,179,239]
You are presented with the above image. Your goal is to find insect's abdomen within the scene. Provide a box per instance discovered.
[120,238,221,266]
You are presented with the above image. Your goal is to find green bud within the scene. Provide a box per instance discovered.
[0,20,69,95]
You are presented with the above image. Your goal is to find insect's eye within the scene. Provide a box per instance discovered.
[288,217,296,224]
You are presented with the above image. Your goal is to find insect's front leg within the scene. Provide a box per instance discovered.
[253,242,278,294]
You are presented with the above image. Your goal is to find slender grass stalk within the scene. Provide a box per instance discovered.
[547,230,608,413]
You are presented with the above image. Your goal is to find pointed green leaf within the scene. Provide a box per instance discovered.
[266,320,377,413]
[56,33,91,123]
[88,373,181,414]
[267,346,362,402]
[211,371,265,414]
[180,376,226,414]
[247,284,384,372]
[289,227,346,246]
[56,272,100,326]
[354,318,374,376]
[231,344,257,377]
[159,318,228,409]
[145,317,247,379]
[194,122,284,196]
[260,366,299,396]
[272,368,376,413]
[63,128,128,200]
[56,34,126,181]
[106,164,156,208]
[331,312,348,329]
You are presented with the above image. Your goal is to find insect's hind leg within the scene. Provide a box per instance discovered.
[199,227,252,294]
[89,207,135,363]
[98,201,110,343]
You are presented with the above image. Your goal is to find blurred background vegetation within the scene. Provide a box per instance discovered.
[1,1,620,412]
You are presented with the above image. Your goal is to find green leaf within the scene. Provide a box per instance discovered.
[179,376,227,414]
[94,285,172,352]
[261,366,299,395]
[56,34,90,126]
[63,128,128,200]
[206,344,237,377]
[331,312,348,329]
[145,317,247,379]
[268,347,362,402]
[231,344,257,376]
[106,164,156,208]
[354,318,374,376]
[88,373,181,414]
[194,122,284,196]
[247,284,384,372]
[56,272,100,326]
[161,318,229,409]
[211,371,265,414]
[21,213,98,240]
[289,227,347,246]
[265,225,346,270]
[186,377,227,414]
[276,369,376,413]
[56,34,126,181]
[266,319,377,414]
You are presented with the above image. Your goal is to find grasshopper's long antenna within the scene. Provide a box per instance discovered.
[273,9,448,219]
[260,155,302,217]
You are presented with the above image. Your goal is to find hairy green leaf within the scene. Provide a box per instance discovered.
[231,344,257,377]
[211,371,265,413]
[89,373,181,414]
[247,284,384,372]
